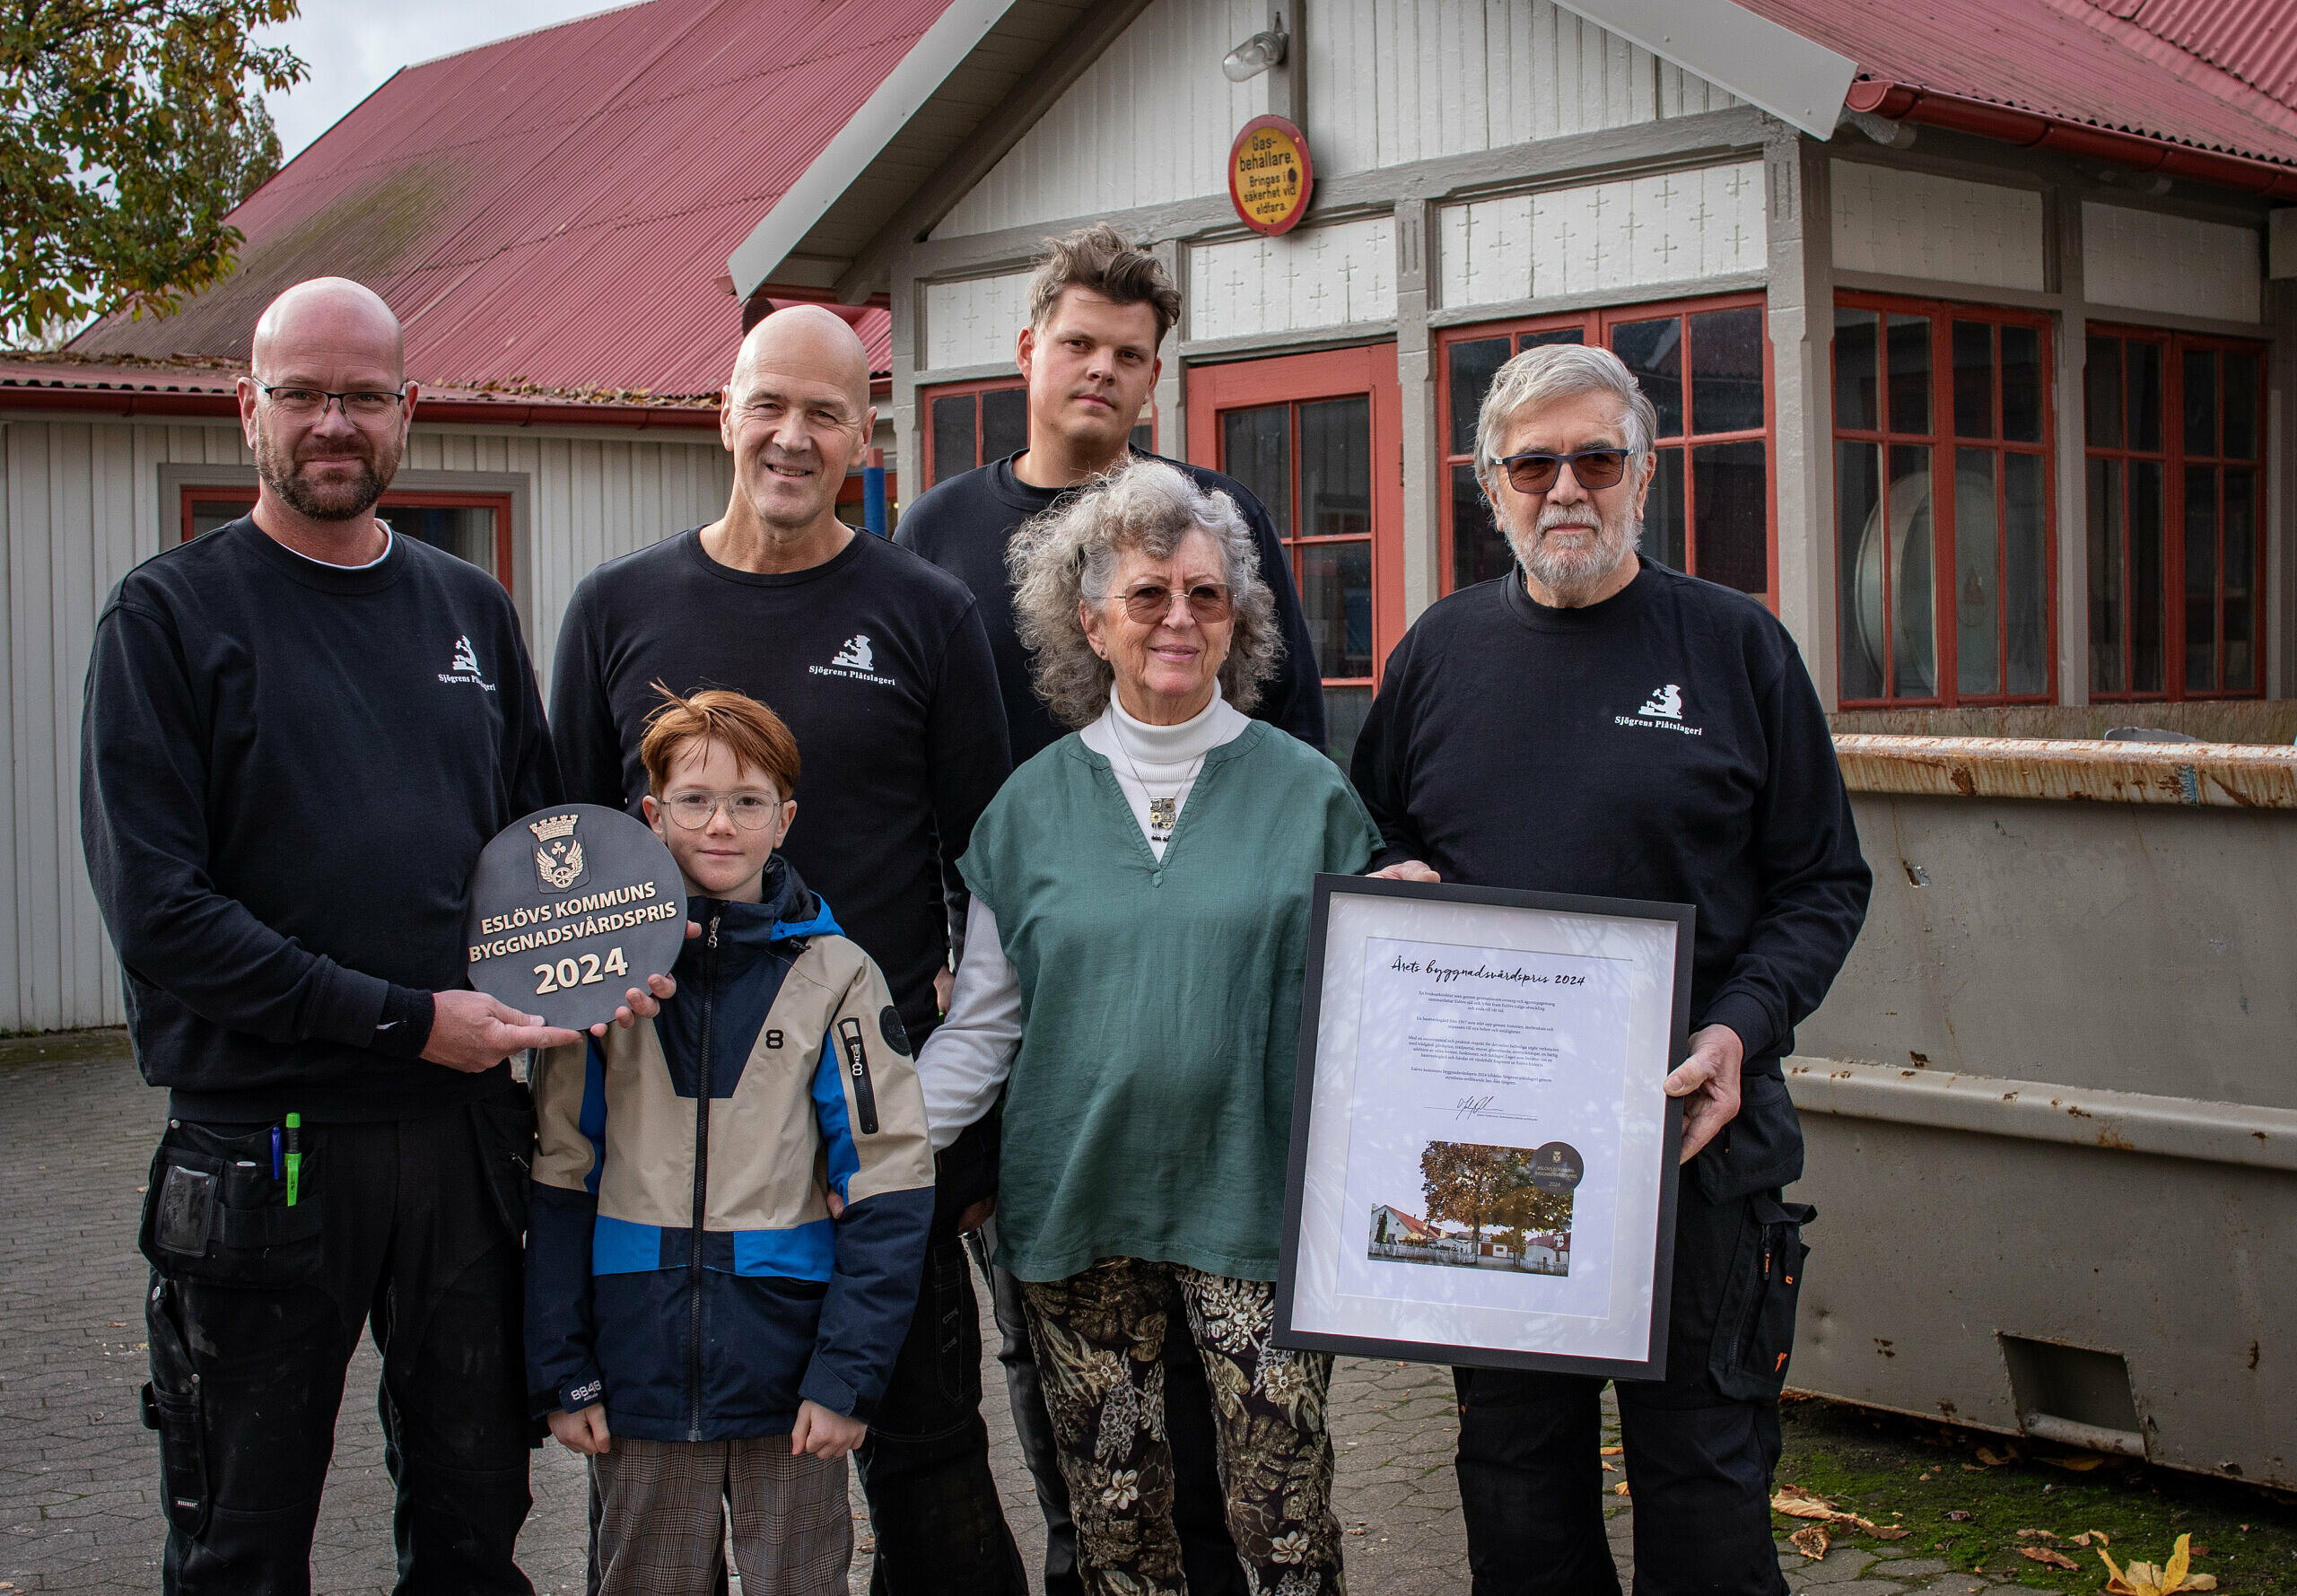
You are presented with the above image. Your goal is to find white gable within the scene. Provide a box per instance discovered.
[933,0,1742,240]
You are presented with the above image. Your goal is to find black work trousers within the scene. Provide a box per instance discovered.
[1453,1173,1814,1596]
[137,1093,537,1596]
[979,1244,1244,1596]
[852,1231,1028,1596]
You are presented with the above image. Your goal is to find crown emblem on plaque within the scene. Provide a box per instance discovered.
[529,814,587,893]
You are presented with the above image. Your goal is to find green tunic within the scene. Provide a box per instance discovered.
[961,721,1381,1283]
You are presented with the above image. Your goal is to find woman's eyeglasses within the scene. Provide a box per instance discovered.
[663,791,782,830]
[1116,581,1233,624]
[1492,448,1632,494]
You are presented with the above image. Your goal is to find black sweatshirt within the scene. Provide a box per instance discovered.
[1350,559,1871,1072]
[549,528,1009,1047]
[80,519,560,1122]
[894,449,1329,763]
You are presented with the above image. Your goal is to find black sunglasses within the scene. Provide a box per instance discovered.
[1493,447,1632,494]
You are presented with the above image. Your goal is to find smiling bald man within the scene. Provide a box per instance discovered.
[550,307,1024,1594]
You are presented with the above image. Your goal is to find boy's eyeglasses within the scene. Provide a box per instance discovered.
[255,381,407,420]
[1492,448,1632,494]
[663,790,782,830]
[1117,581,1233,624]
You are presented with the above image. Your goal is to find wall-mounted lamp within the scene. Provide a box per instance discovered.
[1222,20,1288,83]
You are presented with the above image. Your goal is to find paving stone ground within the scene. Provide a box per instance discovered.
[1,1033,1995,1594]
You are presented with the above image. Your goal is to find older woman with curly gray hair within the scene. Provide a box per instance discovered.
[918,456,1376,1596]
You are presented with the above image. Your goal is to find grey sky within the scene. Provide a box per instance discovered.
[259,2,631,161]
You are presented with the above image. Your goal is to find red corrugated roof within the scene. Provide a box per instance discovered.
[69,0,921,398]
[1748,0,2297,166]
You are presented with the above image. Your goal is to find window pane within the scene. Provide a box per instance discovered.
[1611,318,1684,437]
[1323,685,1374,772]
[2084,336,2122,449]
[1298,539,1374,678]
[2222,351,2258,460]
[982,387,1029,463]
[1220,405,1291,535]
[1451,464,1512,589]
[2130,460,2165,693]
[2223,468,2256,691]
[1646,448,1686,571]
[2001,325,2042,444]
[1448,337,1511,457]
[1130,421,1155,455]
[2184,466,2217,692]
[1519,326,1586,351]
[2087,458,2124,694]
[1691,440,1767,595]
[1952,320,1995,440]
[400,505,498,576]
[1299,397,1371,538]
[1887,443,1937,696]
[930,394,976,487]
[1835,309,1879,432]
[2004,452,2048,695]
[1689,306,1764,435]
[2129,340,2162,452]
[188,496,255,540]
[1838,440,1884,700]
[1886,314,1933,436]
[2183,348,2217,457]
[1952,450,2000,696]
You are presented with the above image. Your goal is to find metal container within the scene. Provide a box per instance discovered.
[1787,734,2297,1487]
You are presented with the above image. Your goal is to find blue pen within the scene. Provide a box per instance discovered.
[272,1124,284,1182]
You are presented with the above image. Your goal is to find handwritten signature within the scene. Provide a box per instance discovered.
[1454,1095,1497,1121]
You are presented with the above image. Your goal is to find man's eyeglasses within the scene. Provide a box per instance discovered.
[1116,581,1233,625]
[662,790,782,831]
[1492,448,1632,494]
[256,381,407,420]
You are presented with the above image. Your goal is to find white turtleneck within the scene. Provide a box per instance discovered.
[919,681,1253,1150]
[1078,682,1253,861]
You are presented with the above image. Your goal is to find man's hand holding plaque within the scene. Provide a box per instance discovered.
[465,803,692,1035]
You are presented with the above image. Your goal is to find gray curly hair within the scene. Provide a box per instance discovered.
[1007,457,1280,730]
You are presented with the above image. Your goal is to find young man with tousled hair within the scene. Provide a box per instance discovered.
[551,305,1024,1596]
[82,276,678,1593]
[897,223,1306,1596]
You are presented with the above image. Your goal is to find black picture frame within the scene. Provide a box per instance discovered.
[1272,872,1696,1379]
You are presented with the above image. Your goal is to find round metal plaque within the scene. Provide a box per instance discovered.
[465,803,689,1032]
[1528,1142,1585,1194]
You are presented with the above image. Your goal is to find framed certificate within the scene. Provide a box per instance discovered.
[1274,875,1695,1378]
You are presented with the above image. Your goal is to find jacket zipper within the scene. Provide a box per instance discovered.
[686,911,720,1442]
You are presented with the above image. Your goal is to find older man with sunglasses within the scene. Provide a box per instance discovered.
[1350,344,1871,1596]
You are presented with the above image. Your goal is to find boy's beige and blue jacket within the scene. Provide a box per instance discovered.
[523,856,934,1443]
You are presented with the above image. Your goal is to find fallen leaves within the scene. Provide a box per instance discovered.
[2074,1531,2112,1548]
[1600,1445,1623,1456]
[1790,1524,1830,1560]
[1769,1487,1908,1540]
[1611,1481,1630,1496]
[2100,1533,2217,1594]
[2042,1452,2107,1471]
[1946,1510,1974,1522]
[1975,1444,2021,1467]
[2022,1547,2081,1570]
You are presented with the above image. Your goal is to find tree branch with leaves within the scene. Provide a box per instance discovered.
[1,0,304,343]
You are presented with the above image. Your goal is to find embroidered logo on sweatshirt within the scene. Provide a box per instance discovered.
[809,632,896,687]
[438,634,498,693]
[1615,683,1702,737]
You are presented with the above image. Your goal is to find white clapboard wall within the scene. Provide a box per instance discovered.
[932,0,1743,240]
[0,414,731,1033]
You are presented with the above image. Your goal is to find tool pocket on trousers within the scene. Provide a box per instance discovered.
[1708,1194,1814,1401]
[476,1086,537,1242]
[141,1276,209,1538]
[138,1122,323,1286]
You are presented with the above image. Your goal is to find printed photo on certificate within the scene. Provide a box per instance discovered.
[1275,876,1693,1377]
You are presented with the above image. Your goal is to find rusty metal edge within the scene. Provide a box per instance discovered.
[1784,1056,2297,1172]
[1832,734,2297,809]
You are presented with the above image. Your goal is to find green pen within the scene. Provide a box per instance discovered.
[284,1112,302,1207]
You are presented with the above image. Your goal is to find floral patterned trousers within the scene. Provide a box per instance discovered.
[1017,1257,1345,1596]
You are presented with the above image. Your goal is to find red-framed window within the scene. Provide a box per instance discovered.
[2084,327,2266,700]
[921,376,1155,489]
[1188,344,1404,768]
[179,486,516,590]
[1831,296,2056,705]
[1437,292,1776,605]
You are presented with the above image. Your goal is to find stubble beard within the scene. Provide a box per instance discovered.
[1509,500,1640,606]
[254,421,397,522]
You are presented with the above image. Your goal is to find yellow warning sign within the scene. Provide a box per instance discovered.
[1227,116,1314,236]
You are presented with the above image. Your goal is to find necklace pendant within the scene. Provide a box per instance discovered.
[1148,794,1178,836]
